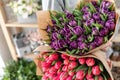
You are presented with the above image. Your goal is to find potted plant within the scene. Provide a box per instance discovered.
[9,0,41,23]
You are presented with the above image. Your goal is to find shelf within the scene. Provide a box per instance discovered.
[5,20,38,27]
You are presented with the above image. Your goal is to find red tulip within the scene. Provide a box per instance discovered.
[46,57,52,63]
[62,65,68,71]
[42,75,48,80]
[68,61,78,70]
[41,62,51,68]
[98,76,103,80]
[49,67,57,75]
[86,58,95,66]
[49,53,59,61]
[42,67,48,72]
[66,76,73,80]
[53,76,60,80]
[92,65,101,76]
[57,69,62,75]
[55,61,62,69]
[43,54,49,59]
[64,59,69,65]
[69,57,76,61]
[76,70,85,79]
[108,78,112,80]
[68,71,75,76]
[86,73,93,79]
[79,58,86,65]
[61,54,69,60]
[49,73,57,79]
[60,72,68,80]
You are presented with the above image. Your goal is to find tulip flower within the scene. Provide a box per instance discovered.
[76,70,85,79]
[108,11,116,19]
[78,42,87,49]
[86,58,95,66]
[68,61,78,70]
[99,27,109,36]
[92,65,101,76]
[73,26,83,35]
[105,20,115,31]
[70,41,78,48]
[83,12,91,20]
[85,19,94,26]
[69,20,77,26]
[93,12,100,20]
[79,58,86,65]
[54,61,62,69]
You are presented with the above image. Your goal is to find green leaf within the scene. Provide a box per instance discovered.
[66,49,71,54]
[84,25,91,34]
[102,73,107,80]
[100,14,106,21]
[95,76,98,80]
[88,35,94,42]
[88,67,92,75]
[51,61,56,65]
[108,3,114,11]
[71,49,77,54]
[92,23,102,30]
[98,63,104,72]
[58,34,62,39]
[70,35,77,40]
[98,0,102,6]
[76,65,88,71]
[104,36,108,43]
[87,3,96,13]
[75,49,80,54]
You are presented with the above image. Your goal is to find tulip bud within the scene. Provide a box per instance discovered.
[42,75,48,80]
[79,58,86,65]
[76,70,85,79]
[49,67,57,75]
[60,72,68,80]
[69,57,76,61]
[64,59,69,65]
[62,65,68,72]
[86,73,93,79]
[61,54,69,60]
[49,53,59,61]
[55,61,62,69]
[68,71,75,76]
[92,65,101,76]
[98,75,103,80]
[68,61,78,70]
[86,58,95,66]
[66,76,73,80]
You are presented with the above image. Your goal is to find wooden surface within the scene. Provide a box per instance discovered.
[5,21,38,27]
[0,0,18,61]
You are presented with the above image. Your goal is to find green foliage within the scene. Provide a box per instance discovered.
[2,59,42,80]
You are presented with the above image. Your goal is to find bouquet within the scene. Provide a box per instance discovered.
[37,0,119,56]
[34,51,113,80]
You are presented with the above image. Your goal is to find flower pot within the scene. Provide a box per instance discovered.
[17,14,37,24]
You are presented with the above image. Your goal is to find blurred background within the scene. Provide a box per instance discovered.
[0,0,120,80]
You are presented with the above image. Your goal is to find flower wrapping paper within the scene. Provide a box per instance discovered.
[37,0,119,56]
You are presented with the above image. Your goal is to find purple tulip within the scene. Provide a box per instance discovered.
[46,26,52,33]
[70,41,78,48]
[52,20,56,24]
[81,6,88,13]
[105,20,115,30]
[108,11,116,19]
[83,12,91,20]
[78,42,87,49]
[91,1,98,6]
[97,20,105,27]
[69,20,77,26]
[73,26,83,35]
[100,8,109,14]
[85,19,94,26]
[94,36,103,46]
[60,27,71,35]
[52,32,58,40]
[99,27,109,36]
[101,1,111,8]
[58,40,66,49]
[51,41,59,50]
[65,10,74,18]
[77,35,86,42]
[92,28,99,35]
[88,42,96,49]
[93,12,100,20]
